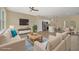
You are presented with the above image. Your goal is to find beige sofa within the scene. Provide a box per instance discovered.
[0,28,25,51]
[0,37,25,51]
[33,32,71,51]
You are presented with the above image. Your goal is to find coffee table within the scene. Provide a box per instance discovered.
[27,33,42,42]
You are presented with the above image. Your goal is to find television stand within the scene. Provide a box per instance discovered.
[18,28,31,35]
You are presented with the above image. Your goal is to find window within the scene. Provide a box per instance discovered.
[0,8,6,31]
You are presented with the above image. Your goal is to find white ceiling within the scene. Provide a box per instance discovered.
[7,7,79,18]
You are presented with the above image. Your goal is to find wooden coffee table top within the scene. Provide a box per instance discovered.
[27,33,42,42]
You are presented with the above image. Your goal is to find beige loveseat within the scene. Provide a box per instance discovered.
[33,32,71,51]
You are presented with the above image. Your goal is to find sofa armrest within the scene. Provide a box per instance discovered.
[53,40,65,51]
[0,38,25,51]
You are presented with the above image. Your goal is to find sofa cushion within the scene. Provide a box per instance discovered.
[56,33,62,40]
[47,34,62,51]
[56,32,68,40]
[53,40,65,51]
[11,28,17,37]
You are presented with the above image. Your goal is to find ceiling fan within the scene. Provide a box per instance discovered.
[29,7,39,11]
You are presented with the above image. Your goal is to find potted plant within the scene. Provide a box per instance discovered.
[32,25,37,33]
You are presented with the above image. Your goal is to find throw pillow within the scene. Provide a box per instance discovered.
[3,28,12,40]
[11,28,17,37]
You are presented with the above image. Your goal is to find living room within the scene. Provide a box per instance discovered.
[0,7,50,51]
[0,7,79,51]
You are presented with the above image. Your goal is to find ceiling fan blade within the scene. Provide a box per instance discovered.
[29,7,34,10]
[29,7,39,11]
[33,9,39,11]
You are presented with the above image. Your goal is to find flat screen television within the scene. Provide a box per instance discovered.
[19,19,29,25]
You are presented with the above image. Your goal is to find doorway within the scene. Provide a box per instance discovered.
[42,21,49,31]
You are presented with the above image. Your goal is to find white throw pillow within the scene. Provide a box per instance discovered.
[2,28,12,41]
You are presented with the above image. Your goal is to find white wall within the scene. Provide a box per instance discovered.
[34,19,42,32]
[6,10,37,30]
[6,9,49,31]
